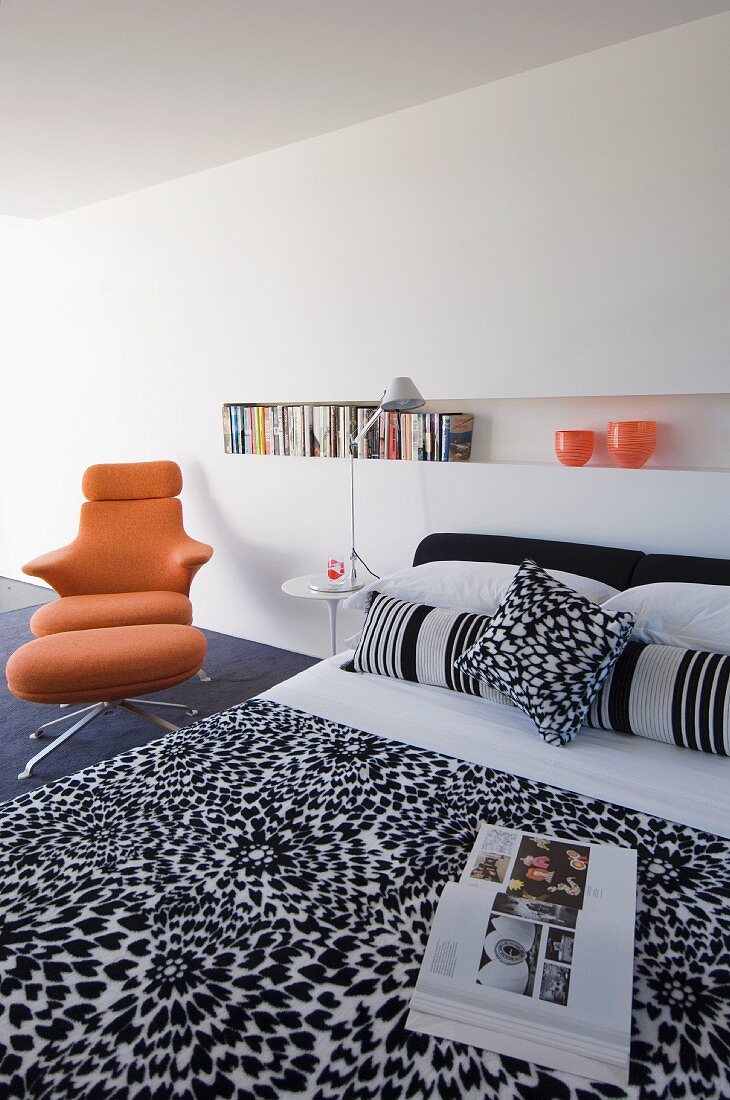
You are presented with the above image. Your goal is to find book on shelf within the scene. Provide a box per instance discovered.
[407,821,637,1086]
[222,406,233,454]
[222,404,474,461]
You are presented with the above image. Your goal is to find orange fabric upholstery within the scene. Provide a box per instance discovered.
[22,461,213,599]
[6,625,207,705]
[30,592,193,637]
[82,460,183,501]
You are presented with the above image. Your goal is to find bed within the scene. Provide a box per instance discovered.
[0,533,728,1099]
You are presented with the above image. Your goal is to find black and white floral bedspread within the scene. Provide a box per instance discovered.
[0,699,728,1100]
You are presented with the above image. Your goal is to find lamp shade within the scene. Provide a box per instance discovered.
[380,376,425,411]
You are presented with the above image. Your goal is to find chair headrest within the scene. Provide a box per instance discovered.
[82,461,183,501]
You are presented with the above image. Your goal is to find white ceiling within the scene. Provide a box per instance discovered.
[2,0,729,219]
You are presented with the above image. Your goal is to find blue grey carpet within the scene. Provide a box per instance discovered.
[0,607,318,804]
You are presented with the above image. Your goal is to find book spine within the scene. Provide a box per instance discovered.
[222,405,232,454]
[304,406,313,457]
[348,406,356,453]
[441,415,451,462]
[240,406,248,454]
[277,405,284,455]
[338,406,346,458]
[321,406,329,458]
[357,409,365,459]
[231,405,238,453]
[292,407,300,456]
[317,405,323,457]
[282,406,290,456]
[263,407,272,455]
[387,412,396,459]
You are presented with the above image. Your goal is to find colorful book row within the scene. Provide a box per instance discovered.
[222,405,474,461]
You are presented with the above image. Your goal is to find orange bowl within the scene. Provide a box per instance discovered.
[607,420,657,468]
[555,430,594,467]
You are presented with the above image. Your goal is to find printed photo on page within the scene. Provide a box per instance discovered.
[460,824,520,889]
[505,835,590,910]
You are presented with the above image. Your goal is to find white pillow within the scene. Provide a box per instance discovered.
[602,582,730,654]
[342,560,619,614]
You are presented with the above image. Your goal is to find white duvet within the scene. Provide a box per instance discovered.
[263,652,730,838]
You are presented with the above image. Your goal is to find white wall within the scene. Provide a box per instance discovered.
[1,16,729,657]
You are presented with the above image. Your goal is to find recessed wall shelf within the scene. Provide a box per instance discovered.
[221,393,729,474]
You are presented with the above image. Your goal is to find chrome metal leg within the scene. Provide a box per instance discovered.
[119,700,181,734]
[325,600,338,656]
[30,703,99,739]
[124,698,198,716]
[196,668,212,682]
[19,703,107,780]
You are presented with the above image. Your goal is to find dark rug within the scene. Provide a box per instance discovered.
[0,606,318,804]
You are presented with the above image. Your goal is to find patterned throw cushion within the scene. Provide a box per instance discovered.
[352,592,512,704]
[455,559,635,745]
[587,640,730,755]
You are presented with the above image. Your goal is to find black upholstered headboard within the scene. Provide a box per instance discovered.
[413,533,730,590]
[632,553,730,588]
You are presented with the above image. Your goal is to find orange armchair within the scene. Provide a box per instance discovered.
[25,461,213,637]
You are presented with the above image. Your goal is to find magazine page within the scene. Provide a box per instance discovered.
[408,823,637,1084]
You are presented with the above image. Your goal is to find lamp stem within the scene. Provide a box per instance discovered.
[348,402,383,587]
[349,446,357,586]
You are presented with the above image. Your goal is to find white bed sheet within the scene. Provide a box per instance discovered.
[262,653,730,839]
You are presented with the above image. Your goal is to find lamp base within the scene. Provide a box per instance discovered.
[308,575,364,594]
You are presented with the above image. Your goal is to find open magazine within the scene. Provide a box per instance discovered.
[407,822,637,1085]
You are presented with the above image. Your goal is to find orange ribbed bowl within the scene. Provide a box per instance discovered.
[555,430,594,467]
[607,420,657,468]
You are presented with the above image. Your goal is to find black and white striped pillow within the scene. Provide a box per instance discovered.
[352,592,511,704]
[587,641,730,755]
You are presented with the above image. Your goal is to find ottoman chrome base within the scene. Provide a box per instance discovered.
[19,698,199,780]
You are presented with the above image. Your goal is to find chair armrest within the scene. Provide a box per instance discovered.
[22,545,76,591]
[174,539,214,570]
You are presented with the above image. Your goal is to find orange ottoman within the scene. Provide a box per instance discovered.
[8,624,206,704]
[6,624,207,780]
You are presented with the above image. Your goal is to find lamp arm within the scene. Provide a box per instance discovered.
[349,403,384,450]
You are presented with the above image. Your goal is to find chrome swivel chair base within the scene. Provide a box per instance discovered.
[19,698,199,781]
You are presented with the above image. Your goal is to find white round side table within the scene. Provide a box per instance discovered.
[281,574,359,656]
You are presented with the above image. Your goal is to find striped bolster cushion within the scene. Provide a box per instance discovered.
[586,641,730,756]
[352,592,512,704]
